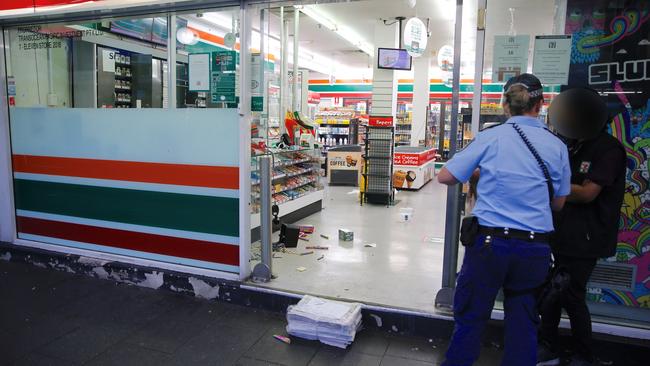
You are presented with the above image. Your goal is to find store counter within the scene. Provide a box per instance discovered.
[392,146,437,190]
[327,145,363,186]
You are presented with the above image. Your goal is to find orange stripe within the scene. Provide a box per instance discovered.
[189,27,240,51]
[13,155,239,190]
[188,27,276,61]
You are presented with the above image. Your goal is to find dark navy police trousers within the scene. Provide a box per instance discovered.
[442,235,551,366]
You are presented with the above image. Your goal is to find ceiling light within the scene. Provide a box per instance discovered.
[298,5,373,56]
[298,5,337,31]
[176,27,199,45]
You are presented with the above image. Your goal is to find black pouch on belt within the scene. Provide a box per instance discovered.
[460,216,479,247]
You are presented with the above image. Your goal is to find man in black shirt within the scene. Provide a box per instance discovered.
[537,127,626,366]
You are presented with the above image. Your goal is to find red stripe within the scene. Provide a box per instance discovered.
[13,155,239,190]
[17,216,239,267]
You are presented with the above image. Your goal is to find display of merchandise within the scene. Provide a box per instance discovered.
[250,148,323,214]
[425,108,437,148]
[361,126,395,206]
[316,108,357,149]
[113,52,132,108]
[395,104,412,145]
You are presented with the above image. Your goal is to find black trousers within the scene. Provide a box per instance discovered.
[539,254,597,361]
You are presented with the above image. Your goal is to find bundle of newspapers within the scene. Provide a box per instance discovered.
[286,295,362,349]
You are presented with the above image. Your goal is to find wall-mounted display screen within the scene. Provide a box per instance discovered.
[377,48,412,71]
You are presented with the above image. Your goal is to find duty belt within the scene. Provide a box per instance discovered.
[477,225,552,243]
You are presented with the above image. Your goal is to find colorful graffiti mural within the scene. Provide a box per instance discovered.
[568,0,650,309]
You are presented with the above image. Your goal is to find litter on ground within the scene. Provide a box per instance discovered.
[286,295,362,349]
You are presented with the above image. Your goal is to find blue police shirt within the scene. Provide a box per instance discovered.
[445,116,571,233]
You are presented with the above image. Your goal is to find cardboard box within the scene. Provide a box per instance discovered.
[338,229,354,241]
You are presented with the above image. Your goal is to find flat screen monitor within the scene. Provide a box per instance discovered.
[377,48,412,71]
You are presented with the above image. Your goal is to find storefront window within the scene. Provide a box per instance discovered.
[4,6,247,275]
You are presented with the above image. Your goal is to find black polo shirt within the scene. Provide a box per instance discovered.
[552,132,626,258]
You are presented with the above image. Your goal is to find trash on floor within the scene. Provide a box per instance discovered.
[299,225,315,234]
[300,251,314,256]
[272,254,283,259]
[424,236,444,244]
[338,229,354,241]
[364,243,377,248]
[273,334,291,344]
[286,295,362,349]
[296,266,307,272]
[399,208,414,222]
[320,234,329,240]
[317,255,325,261]
[305,246,329,250]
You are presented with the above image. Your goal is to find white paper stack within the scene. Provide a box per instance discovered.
[286,295,362,349]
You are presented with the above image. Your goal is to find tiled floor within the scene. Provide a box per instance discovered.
[0,260,476,366]
[2,260,648,365]
[249,181,449,312]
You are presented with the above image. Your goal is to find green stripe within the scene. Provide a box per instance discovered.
[309,83,558,93]
[14,179,239,237]
[308,84,373,92]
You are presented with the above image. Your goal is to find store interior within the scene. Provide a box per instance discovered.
[245,0,559,312]
[6,0,555,313]
[4,0,590,314]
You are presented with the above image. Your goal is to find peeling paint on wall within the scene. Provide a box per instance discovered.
[140,271,164,289]
[0,252,11,261]
[189,277,220,299]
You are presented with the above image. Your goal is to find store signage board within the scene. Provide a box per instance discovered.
[328,151,361,171]
[251,53,262,95]
[438,45,454,71]
[188,53,210,92]
[102,49,116,73]
[404,17,427,57]
[224,33,237,49]
[532,35,572,85]
[492,35,530,82]
[211,71,236,103]
[212,50,237,72]
[251,96,264,112]
[369,116,394,127]
[394,149,436,166]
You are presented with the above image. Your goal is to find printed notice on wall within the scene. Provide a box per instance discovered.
[189,53,210,91]
[532,35,572,85]
[492,35,530,82]
[102,49,116,73]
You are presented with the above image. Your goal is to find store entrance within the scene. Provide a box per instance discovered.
[247,0,478,313]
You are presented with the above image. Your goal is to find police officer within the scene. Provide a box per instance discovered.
[537,88,627,366]
[438,73,571,366]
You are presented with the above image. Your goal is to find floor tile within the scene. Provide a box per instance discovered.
[309,348,382,366]
[170,322,265,365]
[234,357,285,366]
[244,324,321,366]
[36,323,133,364]
[379,355,435,366]
[248,183,447,313]
[384,336,446,364]
[124,296,227,353]
[9,352,73,366]
[85,342,172,366]
[346,330,390,356]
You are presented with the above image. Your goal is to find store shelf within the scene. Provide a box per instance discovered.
[250,189,324,229]
[273,176,318,194]
[251,167,316,185]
